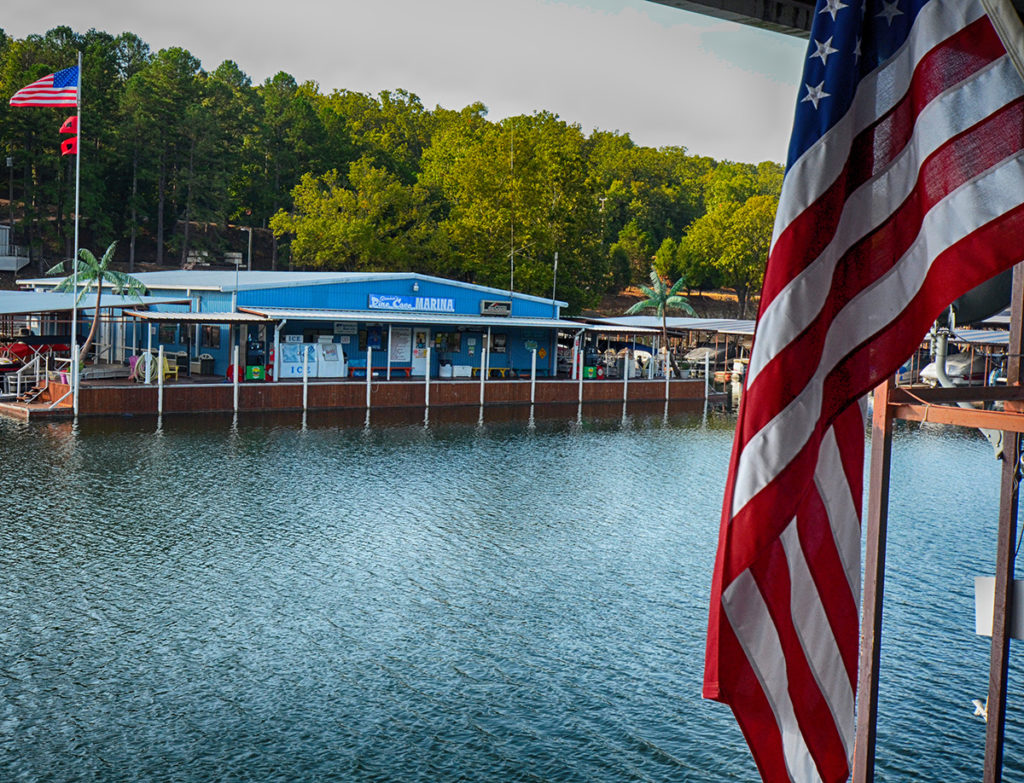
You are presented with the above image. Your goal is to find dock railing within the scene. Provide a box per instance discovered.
[2,354,43,398]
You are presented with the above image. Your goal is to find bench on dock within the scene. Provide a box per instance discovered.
[470,367,550,379]
[348,362,412,378]
[470,368,516,379]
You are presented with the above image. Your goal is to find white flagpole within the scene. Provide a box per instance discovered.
[71,50,82,416]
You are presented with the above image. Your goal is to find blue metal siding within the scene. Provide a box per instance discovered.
[200,292,235,312]
[144,277,561,319]
[237,279,560,319]
[135,275,562,376]
[241,283,365,310]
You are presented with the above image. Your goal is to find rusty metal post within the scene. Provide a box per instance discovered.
[984,262,1024,783]
[852,378,895,783]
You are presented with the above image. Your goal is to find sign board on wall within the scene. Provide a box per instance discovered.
[368,294,455,313]
[480,299,511,316]
[333,322,357,334]
[366,326,383,350]
[413,330,428,359]
[390,327,412,362]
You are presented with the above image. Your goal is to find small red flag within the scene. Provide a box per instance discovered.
[59,116,77,134]
[60,136,78,156]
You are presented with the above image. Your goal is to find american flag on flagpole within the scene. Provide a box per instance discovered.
[9,66,79,107]
[704,0,1024,781]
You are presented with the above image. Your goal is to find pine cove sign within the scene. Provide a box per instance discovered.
[368,294,456,313]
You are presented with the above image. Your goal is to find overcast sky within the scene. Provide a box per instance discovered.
[3,0,809,163]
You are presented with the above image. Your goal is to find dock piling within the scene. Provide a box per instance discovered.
[530,348,537,404]
[425,345,431,411]
[366,346,373,409]
[232,344,239,412]
[577,351,583,406]
[479,345,487,406]
[158,345,165,415]
[302,347,309,411]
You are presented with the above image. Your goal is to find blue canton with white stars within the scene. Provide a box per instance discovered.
[51,66,79,89]
[786,0,928,169]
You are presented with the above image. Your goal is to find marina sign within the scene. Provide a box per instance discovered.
[368,294,456,313]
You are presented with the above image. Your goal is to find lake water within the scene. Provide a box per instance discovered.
[1,405,1021,782]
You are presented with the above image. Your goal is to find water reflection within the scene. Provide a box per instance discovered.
[0,415,1018,782]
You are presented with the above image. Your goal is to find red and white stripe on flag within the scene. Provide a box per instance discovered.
[704,1,1024,781]
[9,65,79,108]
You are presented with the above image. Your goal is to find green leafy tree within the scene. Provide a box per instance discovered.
[421,111,601,311]
[719,193,776,318]
[112,34,152,270]
[326,88,431,184]
[677,161,782,315]
[253,73,330,267]
[609,218,652,284]
[653,236,678,280]
[47,241,146,361]
[270,157,439,271]
[585,131,714,287]
[0,30,85,268]
[625,268,696,374]
[676,205,727,293]
[126,47,202,265]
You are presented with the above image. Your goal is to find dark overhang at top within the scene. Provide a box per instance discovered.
[649,0,1024,38]
[647,0,814,37]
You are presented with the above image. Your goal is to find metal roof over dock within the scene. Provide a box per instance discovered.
[0,291,188,317]
[238,306,579,331]
[123,309,274,324]
[951,328,1010,346]
[580,315,756,336]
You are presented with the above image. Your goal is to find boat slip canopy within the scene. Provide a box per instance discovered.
[123,310,273,324]
[0,291,188,316]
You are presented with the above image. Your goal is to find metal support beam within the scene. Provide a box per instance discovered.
[985,431,1021,783]
[890,404,1024,433]
[852,379,895,783]
[984,262,1024,782]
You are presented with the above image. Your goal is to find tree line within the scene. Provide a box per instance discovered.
[0,26,783,315]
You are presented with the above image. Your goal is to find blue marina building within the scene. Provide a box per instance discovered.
[19,270,572,380]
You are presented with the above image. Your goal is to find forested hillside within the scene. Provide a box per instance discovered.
[0,26,783,313]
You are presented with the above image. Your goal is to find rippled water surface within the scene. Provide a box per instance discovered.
[0,407,1020,781]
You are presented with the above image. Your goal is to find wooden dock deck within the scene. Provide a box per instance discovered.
[0,374,712,421]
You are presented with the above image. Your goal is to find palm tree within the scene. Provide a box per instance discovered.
[625,267,696,376]
[48,242,147,363]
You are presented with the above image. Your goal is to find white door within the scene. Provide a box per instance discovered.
[411,328,430,376]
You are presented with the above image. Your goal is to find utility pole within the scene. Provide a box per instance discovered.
[6,156,13,234]
[509,126,514,296]
[551,251,558,317]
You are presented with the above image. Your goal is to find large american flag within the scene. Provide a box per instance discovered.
[704,1,1024,781]
[9,66,79,108]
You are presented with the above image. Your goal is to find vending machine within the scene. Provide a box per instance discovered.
[314,341,347,378]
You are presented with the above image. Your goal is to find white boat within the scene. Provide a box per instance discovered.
[919,352,989,386]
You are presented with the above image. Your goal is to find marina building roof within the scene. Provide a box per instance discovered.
[238,306,576,331]
[20,270,569,309]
